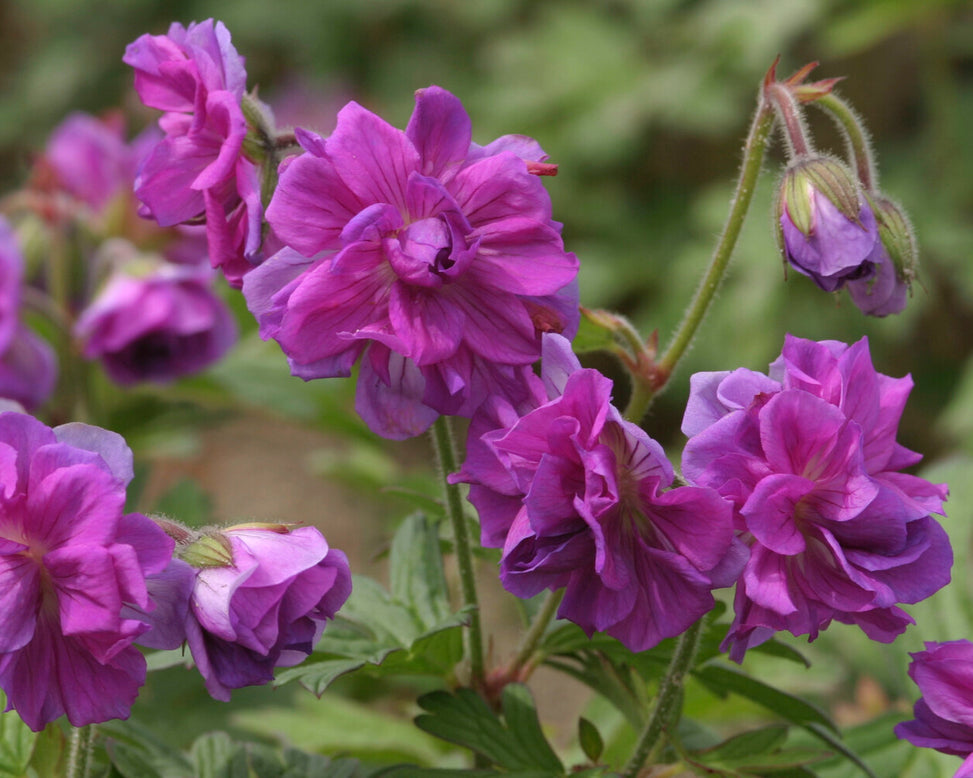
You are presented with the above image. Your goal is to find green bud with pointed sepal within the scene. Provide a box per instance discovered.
[180,531,234,569]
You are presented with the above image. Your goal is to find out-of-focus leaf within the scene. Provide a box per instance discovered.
[578,717,604,764]
[390,513,453,627]
[152,478,214,528]
[0,696,35,778]
[415,685,563,774]
[234,694,449,766]
[693,665,878,777]
[103,718,194,778]
[27,724,65,778]
[693,665,838,734]
[190,732,249,778]
[687,724,827,773]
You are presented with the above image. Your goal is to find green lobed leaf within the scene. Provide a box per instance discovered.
[415,685,563,774]
[190,732,251,778]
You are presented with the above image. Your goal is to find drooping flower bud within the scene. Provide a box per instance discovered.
[775,155,881,292]
[845,194,916,316]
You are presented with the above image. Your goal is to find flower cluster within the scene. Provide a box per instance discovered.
[0,407,352,730]
[25,110,240,389]
[896,640,973,777]
[453,334,743,651]
[682,335,951,660]
[124,19,262,287]
[244,85,579,439]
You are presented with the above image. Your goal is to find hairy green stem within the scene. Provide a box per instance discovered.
[621,618,703,778]
[431,416,485,690]
[649,99,776,400]
[813,92,877,191]
[66,724,95,778]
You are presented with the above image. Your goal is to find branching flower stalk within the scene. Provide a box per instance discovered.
[644,83,777,410]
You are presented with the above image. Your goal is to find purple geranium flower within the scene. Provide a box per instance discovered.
[44,112,140,214]
[75,246,236,385]
[0,219,56,411]
[682,335,951,661]
[124,20,262,288]
[244,85,579,439]
[896,640,973,777]
[140,523,351,701]
[451,334,742,652]
[0,411,174,731]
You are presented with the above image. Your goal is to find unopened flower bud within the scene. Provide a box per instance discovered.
[180,531,234,568]
[775,155,879,292]
[846,194,916,316]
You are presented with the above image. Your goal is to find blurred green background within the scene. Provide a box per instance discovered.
[4,0,973,773]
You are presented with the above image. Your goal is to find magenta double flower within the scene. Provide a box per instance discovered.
[452,334,742,651]
[75,251,237,386]
[244,86,579,438]
[896,640,973,777]
[682,335,951,660]
[0,412,174,731]
[124,20,261,287]
[139,523,352,702]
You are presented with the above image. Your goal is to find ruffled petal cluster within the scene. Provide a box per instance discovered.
[0,412,174,730]
[451,334,742,652]
[244,85,579,439]
[0,220,56,411]
[74,244,236,385]
[682,335,951,660]
[895,640,973,777]
[139,524,352,701]
[124,20,261,287]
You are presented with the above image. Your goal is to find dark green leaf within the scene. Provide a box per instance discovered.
[500,685,563,774]
[696,725,789,763]
[692,665,838,735]
[578,718,604,763]
[801,723,879,778]
[748,639,813,669]
[415,685,562,774]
